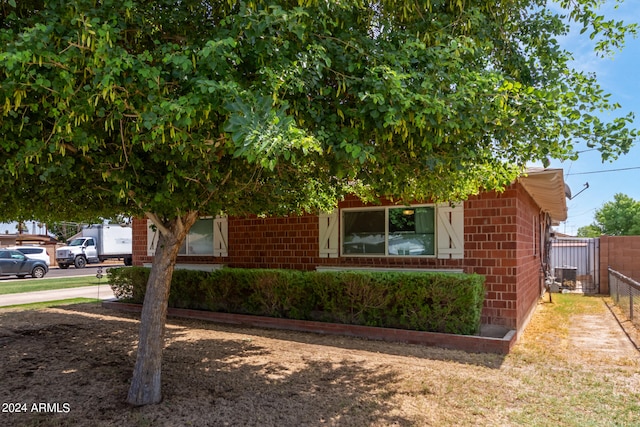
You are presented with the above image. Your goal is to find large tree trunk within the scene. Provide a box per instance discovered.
[127,212,198,406]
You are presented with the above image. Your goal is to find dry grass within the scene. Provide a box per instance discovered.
[0,294,638,426]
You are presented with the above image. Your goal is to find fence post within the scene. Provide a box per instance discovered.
[608,267,640,328]
[612,268,619,304]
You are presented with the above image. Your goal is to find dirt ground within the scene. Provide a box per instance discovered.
[0,296,638,427]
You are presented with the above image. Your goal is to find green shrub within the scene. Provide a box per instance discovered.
[254,270,308,318]
[108,267,485,335]
[169,269,211,310]
[310,271,393,326]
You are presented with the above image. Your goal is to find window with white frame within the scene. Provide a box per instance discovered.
[342,206,436,256]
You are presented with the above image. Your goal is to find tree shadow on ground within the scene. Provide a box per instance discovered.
[96,302,507,369]
[0,303,416,426]
[140,336,409,426]
[161,314,507,369]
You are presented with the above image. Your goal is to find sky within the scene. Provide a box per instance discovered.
[544,0,640,235]
[2,1,639,237]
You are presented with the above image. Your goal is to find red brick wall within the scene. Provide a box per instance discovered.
[132,181,548,332]
[599,235,640,293]
[513,187,546,332]
[132,219,149,267]
[464,185,545,331]
[227,215,318,270]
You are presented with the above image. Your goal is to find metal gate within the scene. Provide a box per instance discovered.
[549,237,600,294]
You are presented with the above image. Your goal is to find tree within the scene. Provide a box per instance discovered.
[1,0,637,405]
[580,193,640,236]
[576,224,602,238]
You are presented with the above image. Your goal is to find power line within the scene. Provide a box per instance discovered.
[573,148,599,154]
[567,166,640,176]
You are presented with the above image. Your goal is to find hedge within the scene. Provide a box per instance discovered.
[108,267,485,335]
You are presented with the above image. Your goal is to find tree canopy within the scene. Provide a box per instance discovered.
[577,193,640,236]
[1,0,637,224]
[1,0,638,406]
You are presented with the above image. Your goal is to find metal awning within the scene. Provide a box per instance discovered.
[519,168,568,225]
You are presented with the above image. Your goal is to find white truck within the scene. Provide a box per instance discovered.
[55,224,133,269]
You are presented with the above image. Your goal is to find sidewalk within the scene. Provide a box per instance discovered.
[0,285,116,307]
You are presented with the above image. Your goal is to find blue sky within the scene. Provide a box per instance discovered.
[545,0,640,234]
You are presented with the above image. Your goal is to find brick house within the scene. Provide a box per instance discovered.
[132,167,568,335]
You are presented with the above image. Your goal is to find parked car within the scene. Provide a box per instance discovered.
[0,250,49,279]
[6,246,51,266]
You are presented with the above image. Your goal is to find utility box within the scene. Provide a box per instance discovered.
[556,266,577,289]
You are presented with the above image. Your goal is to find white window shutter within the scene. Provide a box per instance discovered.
[437,203,464,259]
[213,215,229,257]
[147,220,158,256]
[319,210,339,258]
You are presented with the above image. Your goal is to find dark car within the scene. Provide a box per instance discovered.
[0,250,48,279]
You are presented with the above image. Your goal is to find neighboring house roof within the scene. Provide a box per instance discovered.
[519,168,568,225]
[16,234,58,245]
[0,235,17,247]
[553,232,576,238]
[0,234,59,249]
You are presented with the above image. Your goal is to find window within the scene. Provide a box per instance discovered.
[147,216,228,257]
[179,218,215,255]
[342,206,435,256]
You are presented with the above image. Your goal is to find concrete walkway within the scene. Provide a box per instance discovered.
[0,285,116,307]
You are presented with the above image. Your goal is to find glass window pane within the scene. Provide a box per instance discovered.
[342,210,385,254]
[388,207,435,256]
[187,219,214,255]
